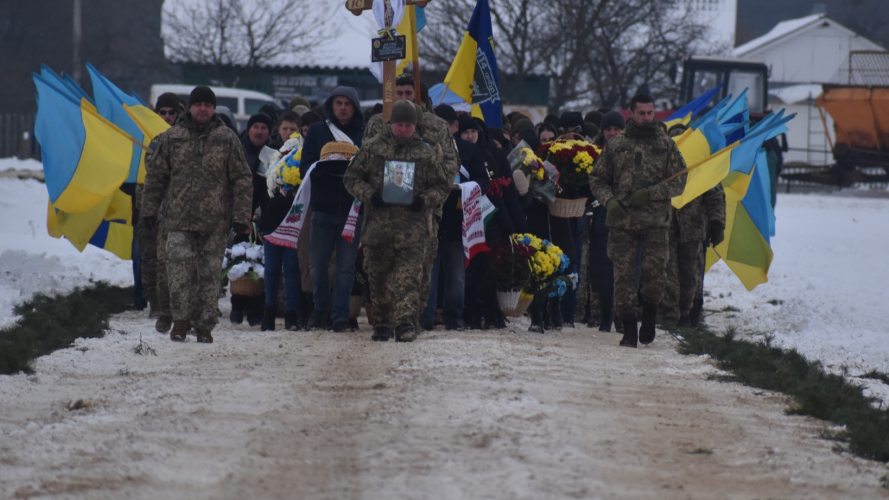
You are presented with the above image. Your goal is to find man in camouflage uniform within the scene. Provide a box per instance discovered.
[138,93,182,332]
[361,77,458,331]
[590,94,687,348]
[142,86,253,343]
[661,184,725,326]
[345,100,451,342]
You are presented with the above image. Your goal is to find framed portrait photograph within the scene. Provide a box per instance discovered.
[382,160,416,205]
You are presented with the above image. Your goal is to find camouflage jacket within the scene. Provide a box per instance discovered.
[141,113,253,232]
[343,127,451,249]
[590,119,687,230]
[363,110,458,223]
[673,184,726,243]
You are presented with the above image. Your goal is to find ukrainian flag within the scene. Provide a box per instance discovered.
[395,6,426,75]
[664,84,724,129]
[442,0,502,126]
[87,63,155,183]
[33,73,132,214]
[705,148,776,291]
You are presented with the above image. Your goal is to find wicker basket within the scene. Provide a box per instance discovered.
[230,276,264,297]
[502,296,533,318]
[349,295,363,319]
[496,288,523,312]
[547,197,588,218]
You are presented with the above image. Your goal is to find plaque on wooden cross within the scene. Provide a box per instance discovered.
[371,35,406,62]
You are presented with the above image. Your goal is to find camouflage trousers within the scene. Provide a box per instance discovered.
[607,227,669,316]
[166,228,228,330]
[364,243,425,329]
[139,220,171,316]
[662,239,705,321]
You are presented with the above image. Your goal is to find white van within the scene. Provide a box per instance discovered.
[150,84,281,132]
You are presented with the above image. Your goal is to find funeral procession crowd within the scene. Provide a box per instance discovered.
[136,74,725,348]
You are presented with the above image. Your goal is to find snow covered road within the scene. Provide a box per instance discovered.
[1,313,887,499]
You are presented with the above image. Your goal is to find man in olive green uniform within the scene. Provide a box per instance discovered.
[662,184,726,326]
[590,94,687,348]
[142,86,253,343]
[345,100,451,342]
[361,79,458,331]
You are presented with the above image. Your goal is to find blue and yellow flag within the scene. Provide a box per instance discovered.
[442,0,502,126]
[664,83,724,129]
[396,6,426,75]
[33,73,133,214]
[87,63,153,183]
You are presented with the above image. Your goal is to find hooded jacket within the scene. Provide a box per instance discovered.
[300,86,365,171]
[300,86,365,216]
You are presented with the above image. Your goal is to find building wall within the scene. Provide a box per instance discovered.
[742,23,882,84]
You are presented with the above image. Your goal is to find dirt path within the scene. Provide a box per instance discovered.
[1,307,887,499]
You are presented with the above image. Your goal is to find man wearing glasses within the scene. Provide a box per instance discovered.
[155,93,183,126]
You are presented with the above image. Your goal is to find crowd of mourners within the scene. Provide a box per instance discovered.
[133,73,726,348]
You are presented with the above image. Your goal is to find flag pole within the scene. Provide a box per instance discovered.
[81,103,152,153]
[408,5,421,106]
[437,82,450,106]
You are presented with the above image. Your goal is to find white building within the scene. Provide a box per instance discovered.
[732,14,885,164]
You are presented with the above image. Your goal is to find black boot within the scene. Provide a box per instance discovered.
[285,311,301,331]
[261,306,277,332]
[229,308,244,325]
[639,302,658,345]
[619,312,638,348]
[598,293,613,332]
[678,315,691,328]
[528,298,544,333]
[371,326,392,342]
[546,297,563,331]
[307,309,331,330]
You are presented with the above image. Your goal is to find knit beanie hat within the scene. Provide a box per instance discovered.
[584,111,604,128]
[600,111,626,131]
[559,111,585,133]
[457,114,480,135]
[390,100,417,125]
[434,104,458,124]
[155,92,183,112]
[511,118,535,136]
[247,113,272,131]
[289,96,310,110]
[188,86,216,107]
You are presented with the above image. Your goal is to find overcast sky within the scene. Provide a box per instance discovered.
[163,0,380,68]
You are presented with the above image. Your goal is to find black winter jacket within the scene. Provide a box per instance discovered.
[439,137,489,240]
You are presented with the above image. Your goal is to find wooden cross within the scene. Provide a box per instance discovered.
[344,0,430,122]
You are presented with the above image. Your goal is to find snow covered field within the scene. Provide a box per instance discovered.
[0,158,131,328]
[1,160,888,498]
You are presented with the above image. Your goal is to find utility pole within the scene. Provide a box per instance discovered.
[72,0,82,84]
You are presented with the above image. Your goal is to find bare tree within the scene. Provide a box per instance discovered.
[163,0,333,75]
[420,0,707,112]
